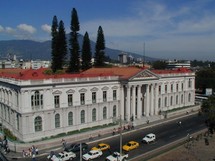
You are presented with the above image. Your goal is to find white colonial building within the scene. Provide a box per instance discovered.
[0,67,195,142]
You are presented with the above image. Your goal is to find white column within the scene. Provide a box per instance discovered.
[126,86,131,121]
[137,85,142,119]
[120,86,125,120]
[132,85,136,120]
[150,84,154,115]
[146,85,150,116]
[154,84,159,115]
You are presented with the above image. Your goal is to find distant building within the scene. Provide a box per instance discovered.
[0,60,13,69]
[118,52,128,64]
[167,60,191,69]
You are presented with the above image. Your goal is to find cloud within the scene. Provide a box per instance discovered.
[17,24,36,34]
[41,24,51,33]
[5,27,16,34]
[0,25,4,32]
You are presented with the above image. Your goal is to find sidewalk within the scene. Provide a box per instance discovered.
[4,106,200,160]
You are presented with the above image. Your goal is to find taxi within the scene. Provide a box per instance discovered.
[91,143,110,151]
[122,141,139,152]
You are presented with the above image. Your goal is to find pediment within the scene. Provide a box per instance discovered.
[102,86,109,90]
[66,89,75,94]
[130,69,160,80]
[52,90,62,95]
[90,87,99,92]
[79,88,87,93]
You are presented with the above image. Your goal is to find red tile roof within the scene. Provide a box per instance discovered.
[0,67,193,81]
[82,67,144,79]
[0,68,115,80]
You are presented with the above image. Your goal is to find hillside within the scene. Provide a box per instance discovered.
[0,35,158,62]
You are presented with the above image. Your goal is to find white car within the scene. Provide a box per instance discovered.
[58,151,76,160]
[142,133,156,144]
[82,150,103,160]
[47,151,76,161]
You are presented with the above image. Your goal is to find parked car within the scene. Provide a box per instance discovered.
[64,143,88,153]
[82,150,103,160]
[142,133,156,144]
[106,152,128,161]
[122,141,139,152]
[91,143,110,151]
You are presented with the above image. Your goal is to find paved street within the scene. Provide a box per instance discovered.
[4,112,207,161]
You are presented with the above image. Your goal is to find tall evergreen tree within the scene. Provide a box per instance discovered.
[51,15,58,73]
[57,20,67,70]
[68,8,80,73]
[81,32,92,70]
[94,26,105,67]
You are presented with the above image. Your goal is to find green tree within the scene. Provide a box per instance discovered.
[152,60,167,69]
[202,96,215,133]
[51,15,58,73]
[195,68,215,92]
[94,26,105,67]
[81,32,92,70]
[57,20,67,70]
[68,8,80,73]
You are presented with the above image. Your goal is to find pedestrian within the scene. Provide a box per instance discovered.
[32,153,36,161]
[22,150,26,158]
[61,139,66,148]
[28,148,32,157]
[35,147,38,155]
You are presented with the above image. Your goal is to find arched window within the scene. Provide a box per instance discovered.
[92,108,96,121]
[31,91,43,109]
[55,114,60,128]
[81,110,85,123]
[103,107,107,119]
[170,96,173,106]
[34,116,42,132]
[164,97,167,107]
[68,112,73,126]
[188,93,191,102]
[176,95,178,104]
[181,94,183,103]
[113,105,117,117]
[158,98,161,108]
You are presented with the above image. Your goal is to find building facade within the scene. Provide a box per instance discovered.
[0,67,195,142]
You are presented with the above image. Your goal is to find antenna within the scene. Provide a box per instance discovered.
[143,42,145,66]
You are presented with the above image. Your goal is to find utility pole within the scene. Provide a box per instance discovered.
[119,115,122,156]
[80,143,82,161]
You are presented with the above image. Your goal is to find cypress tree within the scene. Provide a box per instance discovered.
[57,20,67,70]
[51,15,58,73]
[68,8,80,73]
[81,32,92,70]
[94,26,105,67]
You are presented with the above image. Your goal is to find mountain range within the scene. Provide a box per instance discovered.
[0,35,158,62]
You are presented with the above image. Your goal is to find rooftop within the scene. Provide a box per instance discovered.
[0,67,193,81]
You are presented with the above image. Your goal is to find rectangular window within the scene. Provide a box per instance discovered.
[159,86,161,94]
[113,90,117,100]
[92,92,96,103]
[176,84,179,91]
[80,93,85,105]
[171,84,173,92]
[182,83,184,91]
[54,95,60,108]
[68,94,73,106]
[103,91,107,102]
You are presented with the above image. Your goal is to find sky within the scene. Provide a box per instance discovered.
[0,0,215,61]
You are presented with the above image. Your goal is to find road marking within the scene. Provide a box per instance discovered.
[186,129,192,132]
[169,135,176,138]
